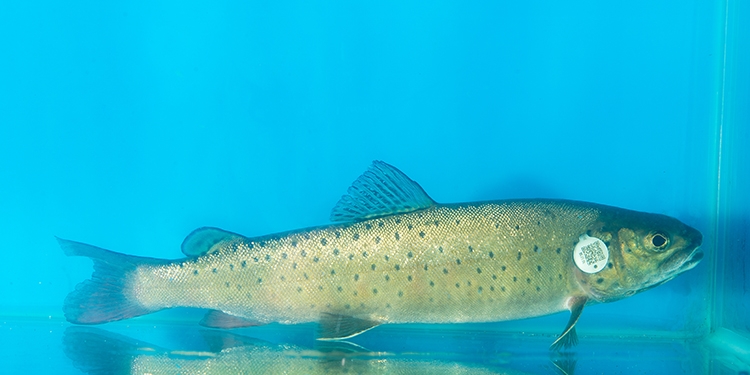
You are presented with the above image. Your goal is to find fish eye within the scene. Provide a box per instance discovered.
[650,233,669,250]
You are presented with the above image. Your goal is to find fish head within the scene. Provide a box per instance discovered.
[575,209,703,303]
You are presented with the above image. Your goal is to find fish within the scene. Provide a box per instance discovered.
[59,161,704,349]
[63,327,533,375]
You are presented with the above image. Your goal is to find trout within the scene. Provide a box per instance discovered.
[60,161,703,349]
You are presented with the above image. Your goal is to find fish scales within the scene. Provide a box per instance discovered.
[135,202,597,324]
[60,161,703,349]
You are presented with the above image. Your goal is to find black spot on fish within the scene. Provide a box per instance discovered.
[407,224,413,230]
[407,251,413,258]
[501,265,506,271]
[303,234,310,240]
[257,278,262,284]
[321,238,327,246]
[536,286,541,292]
[419,231,425,238]
[365,223,372,230]
[501,286,506,292]
[344,304,350,309]
[373,288,378,294]
[478,286,483,293]
[237,285,242,290]
[348,254,354,260]
[384,255,389,261]
[489,251,494,258]
[354,291,358,296]
[386,303,392,308]
[379,221,385,227]
[193,270,199,275]
[456,259,461,265]
[424,264,428,271]
[281,253,287,259]
[335,231,341,239]
[331,269,335,275]
[468,245,474,253]
[253,257,259,262]
[179,263,184,268]
[293,262,298,269]
[533,245,539,253]
[300,250,307,257]
[318,285,323,290]
[429,281,435,287]
[313,256,319,262]
[456,219,460,225]
[434,220,439,227]
[371,264,376,270]
[517,252,522,261]
[354,274,359,281]
[492,274,497,280]
[395,264,400,271]
[626,248,632,253]
[304,273,309,280]
[280,275,285,281]
[337,286,343,292]
[439,246,444,253]
[333,248,339,256]
[398,291,403,297]
[407,275,413,281]
[443,268,449,274]
[515,225,520,230]
[455,283,460,288]
[212,250,219,256]
[526,278,531,284]
[225,282,230,288]
[537,221,541,226]
[395,232,400,240]
[230,264,234,270]
[375,236,381,244]
[353,233,360,240]
[467,281,471,286]
[513,276,517,282]
[556,248,562,254]
[490,286,495,291]
[608,262,613,269]
[477,268,482,274]
[596,278,604,284]
[297,287,302,292]
[241,261,247,268]
[363,251,368,257]
[537,265,542,272]
[429,298,434,302]
[558,274,563,279]
[495,223,500,229]
[385,275,390,281]
[212,268,217,274]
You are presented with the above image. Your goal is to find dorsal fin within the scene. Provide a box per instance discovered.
[330,161,435,222]
[181,227,244,257]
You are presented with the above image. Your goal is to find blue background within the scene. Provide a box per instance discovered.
[0,0,746,373]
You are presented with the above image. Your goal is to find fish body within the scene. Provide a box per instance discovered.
[61,161,703,348]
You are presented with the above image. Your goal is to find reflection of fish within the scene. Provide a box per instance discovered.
[63,327,521,375]
[60,161,703,349]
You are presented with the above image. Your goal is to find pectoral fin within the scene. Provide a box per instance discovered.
[550,296,587,351]
[317,313,380,340]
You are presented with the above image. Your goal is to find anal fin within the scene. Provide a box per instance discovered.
[550,296,587,351]
[199,310,265,329]
[317,313,380,341]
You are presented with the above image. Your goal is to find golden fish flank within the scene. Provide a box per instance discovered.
[60,161,703,349]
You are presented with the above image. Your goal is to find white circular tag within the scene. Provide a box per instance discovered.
[573,234,609,274]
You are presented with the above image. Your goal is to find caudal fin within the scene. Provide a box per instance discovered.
[59,238,165,324]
